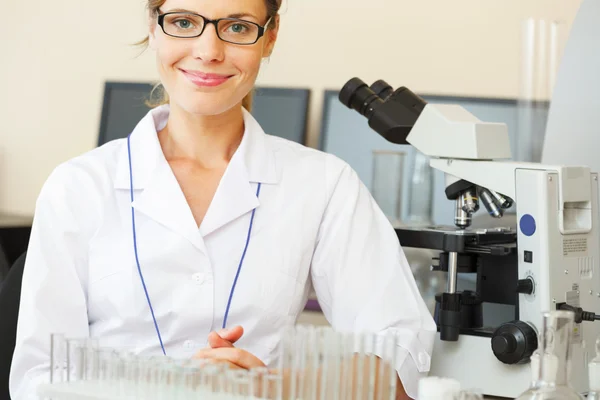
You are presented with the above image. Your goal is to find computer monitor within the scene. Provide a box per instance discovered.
[319,90,550,226]
[97,82,154,146]
[97,82,310,146]
[250,87,310,145]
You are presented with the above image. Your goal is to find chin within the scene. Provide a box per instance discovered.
[173,92,244,117]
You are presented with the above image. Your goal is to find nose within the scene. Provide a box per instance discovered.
[192,23,225,62]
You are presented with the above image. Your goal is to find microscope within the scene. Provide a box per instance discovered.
[339,78,600,397]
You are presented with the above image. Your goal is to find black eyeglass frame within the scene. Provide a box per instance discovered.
[157,11,272,45]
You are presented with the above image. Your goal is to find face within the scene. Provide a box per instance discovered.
[148,0,278,116]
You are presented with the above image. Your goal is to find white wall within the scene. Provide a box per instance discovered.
[0,0,582,214]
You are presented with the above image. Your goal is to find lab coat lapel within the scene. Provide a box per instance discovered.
[133,158,204,250]
[199,154,258,237]
[114,105,204,251]
[200,108,278,237]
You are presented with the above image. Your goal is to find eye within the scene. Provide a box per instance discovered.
[228,23,248,34]
[174,19,194,29]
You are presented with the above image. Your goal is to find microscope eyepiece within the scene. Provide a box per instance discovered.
[370,80,394,101]
[338,78,384,118]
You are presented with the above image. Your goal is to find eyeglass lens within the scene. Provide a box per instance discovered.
[162,13,262,44]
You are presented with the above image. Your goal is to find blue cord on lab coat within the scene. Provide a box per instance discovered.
[127,134,260,356]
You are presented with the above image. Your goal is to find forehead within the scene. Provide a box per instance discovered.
[161,0,266,19]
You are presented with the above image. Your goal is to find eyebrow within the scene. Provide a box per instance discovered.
[164,8,259,20]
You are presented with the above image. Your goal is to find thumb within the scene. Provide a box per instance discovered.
[208,325,244,348]
[220,325,244,342]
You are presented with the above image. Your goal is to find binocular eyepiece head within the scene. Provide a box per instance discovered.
[338,77,427,145]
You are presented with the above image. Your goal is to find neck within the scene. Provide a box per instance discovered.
[158,103,245,169]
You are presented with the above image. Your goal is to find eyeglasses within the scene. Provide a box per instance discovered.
[157,12,272,45]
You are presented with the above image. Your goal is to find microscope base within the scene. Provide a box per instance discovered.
[430,333,530,398]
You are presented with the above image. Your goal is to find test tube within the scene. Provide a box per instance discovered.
[339,331,354,400]
[66,338,98,382]
[324,328,341,400]
[50,333,66,384]
[121,353,140,396]
[353,332,366,398]
[137,355,159,398]
[206,363,226,395]
[249,367,269,398]
[365,333,378,400]
[262,371,283,400]
[306,326,320,400]
[184,359,206,395]
[157,359,176,398]
[383,331,399,400]
[233,370,251,397]
[317,327,330,400]
[285,324,305,400]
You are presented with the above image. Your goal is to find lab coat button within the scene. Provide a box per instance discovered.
[192,273,205,285]
[183,340,196,349]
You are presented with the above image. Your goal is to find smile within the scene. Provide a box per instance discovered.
[179,69,234,87]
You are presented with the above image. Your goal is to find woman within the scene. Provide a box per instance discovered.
[9,0,436,398]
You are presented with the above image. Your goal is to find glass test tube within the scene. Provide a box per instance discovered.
[50,333,66,384]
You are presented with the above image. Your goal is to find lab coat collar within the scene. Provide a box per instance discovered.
[113,105,278,244]
[114,105,278,190]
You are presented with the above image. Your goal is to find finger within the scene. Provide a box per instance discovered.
[207,331,235,349]
[204,358,244,370]
[193,348,266,370]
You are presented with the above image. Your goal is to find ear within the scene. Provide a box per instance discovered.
[262,15,280,58]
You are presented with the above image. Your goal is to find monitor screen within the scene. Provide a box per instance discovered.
[250,87,310,145]
[97,82,154,146]
[319,90,550,226]
[97,82,310,146]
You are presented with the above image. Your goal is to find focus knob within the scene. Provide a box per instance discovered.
[491,321,537,365]
[517,278,535,295]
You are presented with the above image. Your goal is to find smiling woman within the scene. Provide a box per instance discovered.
[9,0,435,399]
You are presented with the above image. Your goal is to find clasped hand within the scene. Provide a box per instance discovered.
[192,325,267,370]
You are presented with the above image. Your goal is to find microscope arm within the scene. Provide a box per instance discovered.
[430,158,594,235]
[429,159,521,199]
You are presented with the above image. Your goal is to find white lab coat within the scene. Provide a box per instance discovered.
[10,105,436,399]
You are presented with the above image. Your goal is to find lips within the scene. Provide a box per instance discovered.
[180,69,234,87]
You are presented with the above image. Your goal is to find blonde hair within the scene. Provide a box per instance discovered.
[137,0,282,111]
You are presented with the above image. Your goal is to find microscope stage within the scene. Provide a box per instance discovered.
[395,225,517,254]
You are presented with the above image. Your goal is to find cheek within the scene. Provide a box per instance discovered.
[228,48,263,78]
[156,39,188,68]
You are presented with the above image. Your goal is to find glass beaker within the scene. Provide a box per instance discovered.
[371,150,406,227]
[587,338,600,400]
[406,151,434,226]
[517,18,567,163]
[516,310,583,400]
[418,376,461,400]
